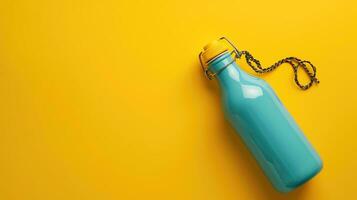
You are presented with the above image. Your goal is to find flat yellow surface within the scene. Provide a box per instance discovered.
[0,0,356,199]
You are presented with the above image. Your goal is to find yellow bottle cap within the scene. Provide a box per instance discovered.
[201,39,229,64]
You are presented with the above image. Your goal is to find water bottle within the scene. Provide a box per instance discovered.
[199,37,323,192]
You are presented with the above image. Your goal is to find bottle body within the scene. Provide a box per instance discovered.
[209,52,322,192]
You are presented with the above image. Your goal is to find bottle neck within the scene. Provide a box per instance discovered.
[208,52,242,87]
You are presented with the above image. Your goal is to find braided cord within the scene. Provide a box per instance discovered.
[236,50,319,90]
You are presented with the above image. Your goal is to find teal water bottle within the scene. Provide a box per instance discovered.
[199,37,322,192]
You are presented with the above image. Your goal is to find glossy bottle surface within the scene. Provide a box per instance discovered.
[209,52,322,192]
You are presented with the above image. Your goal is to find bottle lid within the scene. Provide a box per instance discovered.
[201,39,228,64]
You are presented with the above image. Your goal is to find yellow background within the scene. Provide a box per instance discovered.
[0,0,356,199]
